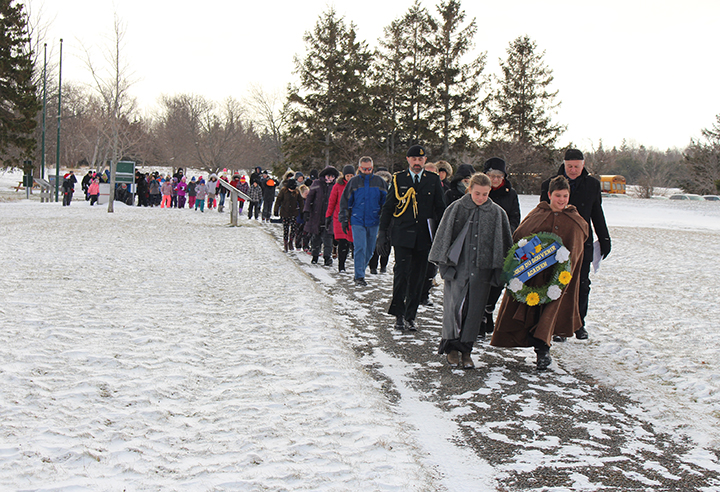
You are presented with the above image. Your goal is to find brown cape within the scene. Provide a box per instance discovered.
[490,202,589,348]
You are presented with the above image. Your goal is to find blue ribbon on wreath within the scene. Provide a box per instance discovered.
[511,239,562,283]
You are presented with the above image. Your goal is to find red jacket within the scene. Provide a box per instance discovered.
[326,179,353,241]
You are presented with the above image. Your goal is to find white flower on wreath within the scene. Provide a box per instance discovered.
[555,246,570,263]
[547,284,562,300]
[518,239,528,247]
[508,278,524,292]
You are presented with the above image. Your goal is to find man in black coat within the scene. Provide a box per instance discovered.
[378,145,446,331]
[540,148,611,340]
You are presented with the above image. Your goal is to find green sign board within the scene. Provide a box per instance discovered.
[116,161,135,184]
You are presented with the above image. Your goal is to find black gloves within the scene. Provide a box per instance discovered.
[341,222,349,234]
[600,238,611,259]
[324,216,333,230]
[376,230,390,257]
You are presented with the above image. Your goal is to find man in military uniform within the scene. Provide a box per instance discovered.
[378,145,446,331]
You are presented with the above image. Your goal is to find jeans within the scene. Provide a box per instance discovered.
[351,224,379,280]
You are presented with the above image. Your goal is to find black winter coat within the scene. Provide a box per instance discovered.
[540,164,611,256]
[379,169,446,250]
[303,167,338,235]
[489,179,521,231]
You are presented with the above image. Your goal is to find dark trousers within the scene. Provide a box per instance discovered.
[337,239,351,270]
[311,228,333,259]
[369,249,389,271]
[578,255,592,327]
[248,201,261,219]
[388,245,429,321]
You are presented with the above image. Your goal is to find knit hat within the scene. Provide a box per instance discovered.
[564,148,584,161]
[191,177,196,182]
[483,157,507,176]
[240,175,246,182]
[342,164,355,176]
[454,164,475,181]
[407,145,426,157]
[295,172,304,179]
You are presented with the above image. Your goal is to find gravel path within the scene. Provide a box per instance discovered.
[267,222,720,491]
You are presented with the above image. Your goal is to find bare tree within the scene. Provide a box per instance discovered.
[83,13,137,212]
[245,84,288,164]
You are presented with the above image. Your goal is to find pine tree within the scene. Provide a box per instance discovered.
[487,35,564,149]
[683,114,720,194]
[429,0,486,160]
[0,0,40,163]
[285,7,372,169]
[371,1,436,169]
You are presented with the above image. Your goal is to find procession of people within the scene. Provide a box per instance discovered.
[261,145,610,371]
[67,145,610,371]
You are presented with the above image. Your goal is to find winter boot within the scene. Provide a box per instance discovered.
[324,257,333,267]
[284,240,289,253]
[575,326,589,340]
[311,256,319,264]
[535,347,552,370]
[461,352,475,369]
[447,350,460,368]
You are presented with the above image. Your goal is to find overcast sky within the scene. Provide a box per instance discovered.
[34,0,720,151]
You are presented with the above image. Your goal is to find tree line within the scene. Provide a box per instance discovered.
[1,0,718,196]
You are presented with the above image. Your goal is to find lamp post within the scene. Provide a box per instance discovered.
[54,39,63,202]
[41,43,47,180]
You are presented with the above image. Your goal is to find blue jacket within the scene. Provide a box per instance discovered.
[339,173,387,228]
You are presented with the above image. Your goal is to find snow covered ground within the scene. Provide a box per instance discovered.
[1,168,720,490]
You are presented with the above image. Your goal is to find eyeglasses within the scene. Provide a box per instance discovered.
[488,173,504,179]
[359,167,372,172]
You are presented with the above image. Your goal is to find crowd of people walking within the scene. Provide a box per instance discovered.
[264,145,611,372]
[63,144,610,372]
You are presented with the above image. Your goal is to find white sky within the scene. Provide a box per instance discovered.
[34,0,720,151]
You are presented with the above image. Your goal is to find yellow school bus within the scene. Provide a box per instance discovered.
[600,175,626,194]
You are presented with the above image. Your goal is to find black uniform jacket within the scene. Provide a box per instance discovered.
[379,169,446,250]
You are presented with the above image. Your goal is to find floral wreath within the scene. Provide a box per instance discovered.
[502,232,572,306]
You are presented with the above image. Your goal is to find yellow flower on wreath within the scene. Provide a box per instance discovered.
[526,292,540,306]
[558,271,572,285]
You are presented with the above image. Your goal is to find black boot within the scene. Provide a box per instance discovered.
[311,256,319,264]
[324,257,333,267]
[535,347,552,370]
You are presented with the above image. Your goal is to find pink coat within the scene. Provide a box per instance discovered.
[88,179,100,195]
[326,179,353,242]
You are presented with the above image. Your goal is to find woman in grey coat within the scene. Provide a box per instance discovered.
[428,173,513,369]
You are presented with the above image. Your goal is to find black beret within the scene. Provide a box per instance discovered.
[407,145,426,157]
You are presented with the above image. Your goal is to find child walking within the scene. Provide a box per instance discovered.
[273,178,303,252]
[195,178,207,212]
[428,172,513,369]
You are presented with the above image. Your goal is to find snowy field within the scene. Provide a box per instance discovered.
[2,168,720,490]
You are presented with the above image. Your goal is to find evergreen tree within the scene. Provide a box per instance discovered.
[285,7,372,169]
[489,36,565,148]
[0,0,40,163]
[483,35,564,192]
[683,114,720,194]
[429,0,486,160]
[487,35,564,149]
[371,1,436,170]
